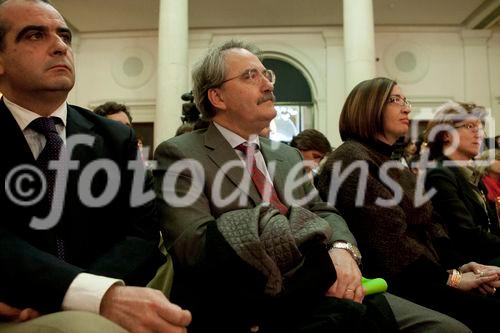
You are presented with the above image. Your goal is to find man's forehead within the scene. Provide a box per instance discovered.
[0,0,65,25]
[224,48,263,71]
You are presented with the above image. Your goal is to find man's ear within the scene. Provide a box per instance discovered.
[208,88,226,111]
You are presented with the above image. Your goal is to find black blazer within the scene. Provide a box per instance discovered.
[0,100,163,313]
[425,157,500,263]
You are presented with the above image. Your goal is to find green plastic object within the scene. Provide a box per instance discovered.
[361,277,388,295]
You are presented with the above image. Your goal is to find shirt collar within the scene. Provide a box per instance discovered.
[4,96,68,131]
[213,121,261,149]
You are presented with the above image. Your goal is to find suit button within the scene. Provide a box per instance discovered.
[249,325,260,332]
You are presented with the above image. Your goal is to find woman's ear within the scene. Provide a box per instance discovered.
[442,131,451,144]
[208,88,226,111]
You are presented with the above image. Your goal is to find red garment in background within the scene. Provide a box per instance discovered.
[482,174,500,201]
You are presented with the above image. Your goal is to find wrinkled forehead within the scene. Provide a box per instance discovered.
[223,48,264,73]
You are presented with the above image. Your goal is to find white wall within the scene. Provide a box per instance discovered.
[72,32,159,123]
[488,29,500,137]
[71,26,500,147]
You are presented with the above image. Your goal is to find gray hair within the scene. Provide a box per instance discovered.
[192,39,262,120]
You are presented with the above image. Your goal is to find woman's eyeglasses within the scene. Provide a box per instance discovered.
[387,95,411,109]
[454,122,484,133]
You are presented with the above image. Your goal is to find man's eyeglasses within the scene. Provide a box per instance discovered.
[387,95,411,109]
[454,122,484,133]
[219,68,276,86]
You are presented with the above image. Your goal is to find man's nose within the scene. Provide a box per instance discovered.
[261,75,274,92]
[51,35,69,55]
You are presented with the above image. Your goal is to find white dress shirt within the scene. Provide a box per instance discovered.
[5,97,122,313]
[214,122,274,184]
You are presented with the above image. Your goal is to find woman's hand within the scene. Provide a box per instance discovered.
[457,271,497,293]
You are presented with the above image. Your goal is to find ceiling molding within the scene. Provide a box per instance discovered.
[80,30,158,39]
[463,0,500,29]
[374,26,462,33]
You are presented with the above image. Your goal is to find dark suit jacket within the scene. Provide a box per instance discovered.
[425,157,500,263]
[154,123,360,332]
[0,100,163,313]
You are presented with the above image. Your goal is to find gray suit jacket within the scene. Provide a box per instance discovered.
[153,123,356,332]
[154,123,354,267]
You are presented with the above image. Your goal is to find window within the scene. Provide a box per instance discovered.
[262,58,313,142]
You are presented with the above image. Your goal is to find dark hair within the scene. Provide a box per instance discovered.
[424,101,486,160]
[339,77,397,141]
[175,122,194,137]
[192,39,262,120]
[94,101,132,123]
[290,129,332,154]
[0,0,52,51]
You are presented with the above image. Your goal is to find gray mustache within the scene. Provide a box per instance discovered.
[257,93,276,105]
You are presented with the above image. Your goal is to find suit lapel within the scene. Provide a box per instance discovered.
[64,106,105,214]
[203,123,261,204]
[453,167,489,218]
[66,105,102,164]
[0,99,36,166]
[260,139,289,203]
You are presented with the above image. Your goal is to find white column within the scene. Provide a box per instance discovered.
[154,0,189,148]
[461,29,492,106]
[343,0,376,93]
[460,29,495,138]
[323,29,345,147]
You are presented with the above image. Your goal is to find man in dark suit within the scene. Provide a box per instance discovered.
[0,1,191,332]
[154,40,470,332]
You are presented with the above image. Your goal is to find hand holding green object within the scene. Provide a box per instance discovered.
[362,277,388,295]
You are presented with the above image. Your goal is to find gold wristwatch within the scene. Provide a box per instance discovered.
[331,241,362,265]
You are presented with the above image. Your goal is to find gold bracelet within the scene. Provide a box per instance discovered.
[447,269,462,288]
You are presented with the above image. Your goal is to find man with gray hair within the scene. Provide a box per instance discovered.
[154,40,470,332]
[0,1,190,332]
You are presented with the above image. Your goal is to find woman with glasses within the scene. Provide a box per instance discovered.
[316,77,500,333]
[424,102,500,267]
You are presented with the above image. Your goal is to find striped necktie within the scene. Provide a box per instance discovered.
[235,142,288,215]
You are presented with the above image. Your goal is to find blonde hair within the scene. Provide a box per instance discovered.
[424,101,487,160]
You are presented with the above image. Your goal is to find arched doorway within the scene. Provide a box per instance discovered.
[262,58,314,142]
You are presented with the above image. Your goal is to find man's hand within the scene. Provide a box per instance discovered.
[325,248,364,303]
[100,285,192,333]
[0,302,40,322]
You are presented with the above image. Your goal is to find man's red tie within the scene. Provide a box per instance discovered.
[235,142,288,215]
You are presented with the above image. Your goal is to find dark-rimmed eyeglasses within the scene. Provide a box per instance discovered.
[219,68,276,86]
[454,122,484,133]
